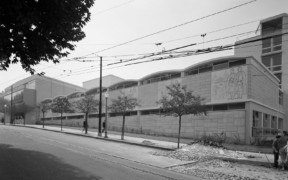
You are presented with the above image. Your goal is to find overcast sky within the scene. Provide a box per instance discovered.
[1,0,288,91]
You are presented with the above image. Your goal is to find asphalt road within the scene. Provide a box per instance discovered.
[0,125,199,180]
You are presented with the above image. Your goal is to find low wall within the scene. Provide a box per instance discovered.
[43,110,246,143]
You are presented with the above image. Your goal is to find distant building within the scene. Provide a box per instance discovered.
[2,75,85,124]
[82,75,124,89]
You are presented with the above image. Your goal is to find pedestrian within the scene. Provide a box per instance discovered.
[102,121,106,133]
[272,133,281,168]
[279,131,288,170]
[82,121,86,133]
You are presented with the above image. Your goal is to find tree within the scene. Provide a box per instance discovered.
[109,93,139,140]
[0,0,94,74]
[74,95,98,134]
[158,83,206,148]
[50,96,73,131]
[39,101,51,128]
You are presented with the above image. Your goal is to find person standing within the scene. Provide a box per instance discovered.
[279,131,288,170]
[272,133,281,168]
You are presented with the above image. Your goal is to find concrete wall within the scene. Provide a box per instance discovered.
[44,109,246,143]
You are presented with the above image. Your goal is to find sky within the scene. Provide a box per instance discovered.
[1,0,288,91]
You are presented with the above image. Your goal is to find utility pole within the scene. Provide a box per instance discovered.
[98,56,102,136]
[10,85,13,125]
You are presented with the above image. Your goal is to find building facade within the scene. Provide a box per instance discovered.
[1,13,287,145]
[235,13,288,135]
[41,56,283,144]
[2,75,85,124]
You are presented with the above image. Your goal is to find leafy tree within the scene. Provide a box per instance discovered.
[158,83,206,148]
[109,93,139,140]
[50,96,73,131]
[74,95,98,134]
[0,0,94,73]
[39,101,51,128]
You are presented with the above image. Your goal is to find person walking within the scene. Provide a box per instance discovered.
[102,121,106,133]
[272,133,281,168]
[82,121,86,133]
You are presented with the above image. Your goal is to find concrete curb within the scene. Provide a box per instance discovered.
[12,124,175,151]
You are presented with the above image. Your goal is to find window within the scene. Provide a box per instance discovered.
[213,61,228,71]
[185,68,198,76]
[263,113,270,128]
[279,90,283,105]
[271,116,277,129]
[253,111,262,127]
[262,36,282,54]
[213,104,228,111]
[261,53,282,72]
[199,64,212,73]
[278,118,283,129]
[228,103,245,110]
[229,59,246,67]
[261,18,283,35]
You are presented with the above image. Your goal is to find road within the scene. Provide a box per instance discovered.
[0,125,199,180]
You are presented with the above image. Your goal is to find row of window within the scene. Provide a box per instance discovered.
[140,73,181,85]
[252,110,283,129]
[184,59,246,76]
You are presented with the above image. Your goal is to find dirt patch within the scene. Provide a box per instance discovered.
[151,143,287,179]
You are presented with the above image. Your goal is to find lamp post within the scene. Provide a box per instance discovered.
[4,104,7,125]
[104,91,109,138]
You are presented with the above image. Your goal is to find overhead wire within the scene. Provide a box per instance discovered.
[69,0,256,60]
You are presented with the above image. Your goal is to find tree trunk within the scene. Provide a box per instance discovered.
[177,116,182,148]
[42,112,45,128]
[60,113,63,131]
[85,113,88,134]
[121,115,126,140]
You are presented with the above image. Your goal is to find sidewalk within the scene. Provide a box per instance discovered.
[6,123,275,167]
[13,124,183,150]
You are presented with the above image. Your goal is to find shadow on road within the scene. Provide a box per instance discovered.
[0,144,101,180]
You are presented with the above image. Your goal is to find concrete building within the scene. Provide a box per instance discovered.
[235,13,288,133]
[2,75,85,124]
[41,56,283,144]
[1,13,287,145]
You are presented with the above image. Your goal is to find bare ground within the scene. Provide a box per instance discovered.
[151,143,288,180]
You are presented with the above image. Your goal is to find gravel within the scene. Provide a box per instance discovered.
[151,143,288,180]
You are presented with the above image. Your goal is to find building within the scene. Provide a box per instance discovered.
[235,13,288,135]
[2,75,85,124]
[2,13,287,145]
[40,56,282,144]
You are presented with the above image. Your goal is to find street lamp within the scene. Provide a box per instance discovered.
[4,104,7,125]
[104,91,109,138]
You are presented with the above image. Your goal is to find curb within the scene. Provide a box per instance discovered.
[12,124,175,151]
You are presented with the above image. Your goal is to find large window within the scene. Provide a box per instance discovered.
[253,111,262,127]
[278,118,283,129]
[262,36,282,53]
[271,116,277,129]
[261,53,281,72]
[261,17,283,35]
[263,113,270,128]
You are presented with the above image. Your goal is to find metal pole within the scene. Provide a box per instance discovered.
[4,105,6,125]
[98,56,102,136]
[104,96,108,138]
[10,85,13,125]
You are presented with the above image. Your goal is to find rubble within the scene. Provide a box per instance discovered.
[151,143,288,180]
